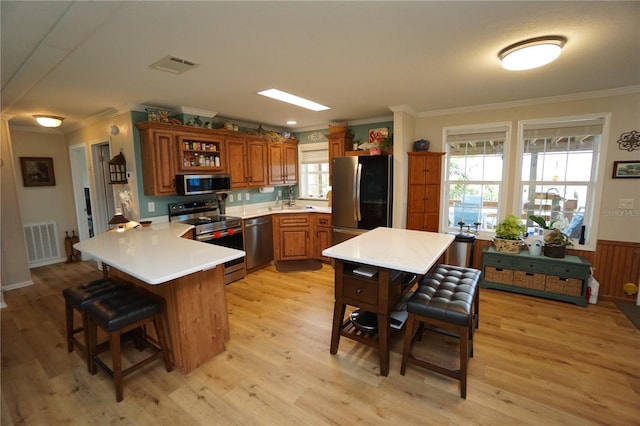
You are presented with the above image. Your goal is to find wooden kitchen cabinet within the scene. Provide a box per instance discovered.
[177,133,224,172]
[273,214,313,261]
[226,136,268,188]
[406,152,444,232]
[327,130,354,184]
[314,213,332,262]
[268,141,298,186]
[137,122,179,195]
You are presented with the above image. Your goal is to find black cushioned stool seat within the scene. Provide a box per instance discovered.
[86,287,172,402]
[62,278,129,369]
[400,264,480,399]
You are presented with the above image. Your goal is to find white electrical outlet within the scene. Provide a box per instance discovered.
[229,194,234,202]
[245,192,250,201]
[618,198,634,209]
[148,202,155,212]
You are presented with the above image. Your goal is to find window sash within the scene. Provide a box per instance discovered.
[443,124,509,233]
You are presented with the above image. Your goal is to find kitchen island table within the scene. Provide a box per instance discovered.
[322,227,454,376]
[74,222,245,374]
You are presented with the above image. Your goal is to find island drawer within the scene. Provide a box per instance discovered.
[342,276,378,306]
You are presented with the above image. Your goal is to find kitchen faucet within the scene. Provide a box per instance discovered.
[286,186,295,206]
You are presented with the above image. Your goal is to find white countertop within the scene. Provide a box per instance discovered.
[322,227,455,274]
[74,222,245,285]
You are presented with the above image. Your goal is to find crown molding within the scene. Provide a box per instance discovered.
[388,104,417,116]
[418,86,640,118]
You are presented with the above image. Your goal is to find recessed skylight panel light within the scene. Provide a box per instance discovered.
[257,89,330,111]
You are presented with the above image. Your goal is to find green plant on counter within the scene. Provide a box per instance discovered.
[544,228,574,246]
[495,214,526,240]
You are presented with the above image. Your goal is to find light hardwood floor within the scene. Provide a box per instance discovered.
[2,260,639,425]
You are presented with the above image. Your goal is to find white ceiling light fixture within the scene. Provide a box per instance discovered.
[257,88,330,111]
[33,115,64,128]
[286,120,297,125]
[499,36,567,71]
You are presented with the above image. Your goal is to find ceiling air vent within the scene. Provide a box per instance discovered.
[150,55,198,75]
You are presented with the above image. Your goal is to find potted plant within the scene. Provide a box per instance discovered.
[543,228,573,258]
[528,215,558,230]
[493,214,525,253]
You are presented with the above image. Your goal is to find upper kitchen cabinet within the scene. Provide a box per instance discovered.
[268,141,298,186]
[177,133,224,172]
[137,122,179,195]
[226,136,268,188]
[326,130,353,184]
[406,152,444,232]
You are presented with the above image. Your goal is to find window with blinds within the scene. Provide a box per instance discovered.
[443,124,510,232]
[519,116,605,245]
[298,142,329,199]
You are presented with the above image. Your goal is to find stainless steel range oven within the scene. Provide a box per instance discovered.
[168,199,245,284]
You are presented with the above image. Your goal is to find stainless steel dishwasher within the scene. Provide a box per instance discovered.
[244,215,273,271]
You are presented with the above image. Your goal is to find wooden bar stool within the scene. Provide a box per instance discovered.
[86,287,172,402]
[62,278,129,370]
[400,264,480,399]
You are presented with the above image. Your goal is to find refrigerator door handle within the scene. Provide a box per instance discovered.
[355,163,362,221]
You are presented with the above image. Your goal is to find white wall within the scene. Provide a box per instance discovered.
[10,129,77,265]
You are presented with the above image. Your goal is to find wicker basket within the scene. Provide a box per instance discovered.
[484,266,514,285]
[493,238,522,253]
[513,271,546,290]
[545,277,582,296]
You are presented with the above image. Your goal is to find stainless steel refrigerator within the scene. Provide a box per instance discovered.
[332,155,393,245]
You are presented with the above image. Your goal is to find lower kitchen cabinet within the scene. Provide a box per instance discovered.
[273,214,313,261]
[481,246,591,306]
[314,213,332,262]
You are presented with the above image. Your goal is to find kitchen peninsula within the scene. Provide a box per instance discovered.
[322,227,454,376]
[74,222,245,374]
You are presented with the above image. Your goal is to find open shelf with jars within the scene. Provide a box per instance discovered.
[177,134,224,172]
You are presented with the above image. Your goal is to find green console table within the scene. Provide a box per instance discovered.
[481,246,591,306]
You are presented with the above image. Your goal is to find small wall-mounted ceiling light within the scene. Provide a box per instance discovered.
[33,115,65,128]
[499,36,567,71]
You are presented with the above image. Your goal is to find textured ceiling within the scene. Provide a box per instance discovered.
[2,1,639,132]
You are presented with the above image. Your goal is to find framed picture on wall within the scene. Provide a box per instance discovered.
[20,157,56,187]
[612,160,640,179]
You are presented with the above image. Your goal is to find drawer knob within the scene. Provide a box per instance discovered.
[356,288,363,294]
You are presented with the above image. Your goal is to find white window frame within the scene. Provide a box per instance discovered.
[513,113,610,252]
[298,141,329,200]
[441,122,512,240]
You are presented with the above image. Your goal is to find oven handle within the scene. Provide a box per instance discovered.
[195,227,243,242]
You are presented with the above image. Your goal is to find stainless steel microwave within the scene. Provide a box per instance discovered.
[176,174,231,195]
